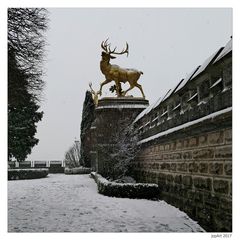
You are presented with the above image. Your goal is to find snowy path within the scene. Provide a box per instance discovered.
[8,174,205,232]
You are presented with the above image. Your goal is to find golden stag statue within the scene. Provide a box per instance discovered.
[99,39,145,98]
[89,82,100,106]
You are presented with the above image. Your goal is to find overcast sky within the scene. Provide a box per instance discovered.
[27,8,232,161]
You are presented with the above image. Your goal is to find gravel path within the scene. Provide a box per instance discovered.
[8,174,205,232]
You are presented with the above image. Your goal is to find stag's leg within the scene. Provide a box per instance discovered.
[136,83,145,98]
[116,82,123,97]
[122,84,134,96]
[99,79,111,96]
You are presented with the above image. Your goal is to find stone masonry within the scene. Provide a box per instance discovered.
[132,38,232,232]
[133,112,232,232]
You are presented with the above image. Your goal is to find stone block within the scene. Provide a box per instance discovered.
[193,177,212,191]
[160,163,170,171]
[155,154,163,160]
[193,148,214,159]
[159,145,165,151]
[199,135,208,147]
[213,179,229,194]
[199,162,208,173]
[208,131,224,146]
[196,206,212,224]
[157,173,166,183]
[209,162,223,175]
[166,174,174,182]
[170,184,179,194]
[187,190,195,200]
[189,137,198,147]
[215,146,232,159]
[170,142,176,150]
[219,198,232,213]
[177,163,188,172]
[163,153,170,160]
[183,139,189,148]
[195,191,204,203]
[170,163,177,171]
[182,151,192,160]
[189,162,198,173]
[164,144,170,151]
[213,212,232,232]
[153,163,159,170]
[182,175,192,187]
[176,140,183,150]
[224,129,232,144]
[172,152,182,160]
[174,174,182,184]
[204,193,220,208]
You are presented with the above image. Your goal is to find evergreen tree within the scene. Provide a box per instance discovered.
[80,91,95,167]
[8,8,48,161]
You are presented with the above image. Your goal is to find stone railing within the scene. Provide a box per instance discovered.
[8,160,65,173]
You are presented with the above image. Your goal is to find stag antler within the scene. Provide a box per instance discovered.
[101,39,129,57]
[110,42,129,57]
[101,38,110,52]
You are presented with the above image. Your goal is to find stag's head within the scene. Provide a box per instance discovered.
[101,39,129,61]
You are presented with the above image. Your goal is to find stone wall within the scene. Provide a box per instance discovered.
[133,110,232,232]
[132,38,232,232]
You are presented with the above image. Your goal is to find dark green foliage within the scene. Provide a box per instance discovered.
[80,91,95,167]
[8,50,43,161]
[91,172,159,199]
[8,168,48,180]
[64,166,92,175]
[8,103,43,161]
[109,84,123,95]
[8,8,48,161]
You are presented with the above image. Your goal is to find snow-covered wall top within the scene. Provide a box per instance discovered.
[214,38,232,64]
[133,37,232,143]
[134,37,232,125]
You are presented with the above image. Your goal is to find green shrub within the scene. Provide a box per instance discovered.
[64,167,91,175]
[90,172,159,199]
[8,168,48,180]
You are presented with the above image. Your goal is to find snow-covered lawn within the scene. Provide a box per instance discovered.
[8,174,205,232]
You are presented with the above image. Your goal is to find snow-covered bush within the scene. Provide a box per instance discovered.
[99,120,140,180]
[80,90,95,167]
[90,172,159,199]
[8,168,48,180]
[64,166,91,175]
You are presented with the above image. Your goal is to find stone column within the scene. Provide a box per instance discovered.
[92,97,149,177]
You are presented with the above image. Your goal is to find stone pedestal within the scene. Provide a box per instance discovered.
[90,97,149,176]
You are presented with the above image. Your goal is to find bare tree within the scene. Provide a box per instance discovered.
[99,120,140,180]
[64,141,84,168]
[8,8,48,101]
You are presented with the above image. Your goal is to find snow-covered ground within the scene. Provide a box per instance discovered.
[8,174,205,232]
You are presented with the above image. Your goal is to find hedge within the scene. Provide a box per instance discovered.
[64,167,92,175]
[90,172,159,199]
[8,168,48,180]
